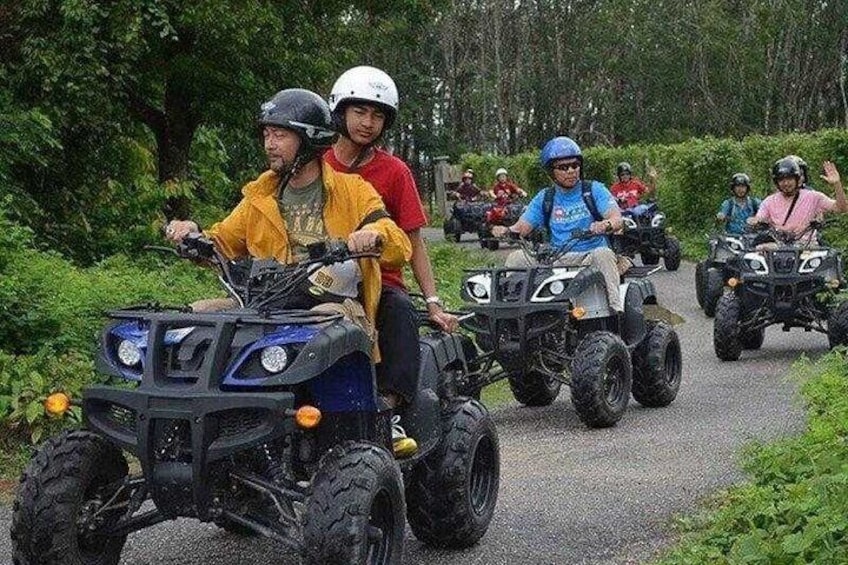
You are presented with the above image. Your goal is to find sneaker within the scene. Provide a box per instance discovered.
[391,415,418,458]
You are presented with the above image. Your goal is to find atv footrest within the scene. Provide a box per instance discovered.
[624,265,662,278]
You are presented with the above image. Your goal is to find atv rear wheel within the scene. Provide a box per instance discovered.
[11,430,129,565]
[507,370,562,407]
[741,327,765,350]
[827,301,848,348]
[570,331,633,428]
[695,261,707,308]
[632,321,682,407]
[303,442,404,565]
[443,218,462,243]
[703,267,724,318]
[714,293,743,361]
[663,237,681,271]
[407,399,499,548]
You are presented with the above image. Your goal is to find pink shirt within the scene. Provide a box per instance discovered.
[756,189,834,238]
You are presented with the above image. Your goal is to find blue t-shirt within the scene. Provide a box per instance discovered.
[521,181,616,252]
[718,196,761,235]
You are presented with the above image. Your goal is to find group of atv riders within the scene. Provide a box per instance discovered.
[169,63,846,454]
[715,156,846,239]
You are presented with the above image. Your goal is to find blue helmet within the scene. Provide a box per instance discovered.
[540,136,582,169]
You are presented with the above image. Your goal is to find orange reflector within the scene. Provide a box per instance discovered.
[295,405,321,429]
[44,393,71,417]
[571,306,586,319]
[727,278,739,288]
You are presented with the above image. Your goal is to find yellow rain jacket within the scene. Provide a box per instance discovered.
[205,162,412,357]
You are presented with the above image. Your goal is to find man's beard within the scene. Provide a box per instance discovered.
[268,154,293,174]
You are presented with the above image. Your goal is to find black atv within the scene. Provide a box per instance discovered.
[477,200,525,251]
[458,233,683,428]
[695,230,759,317]
[443,198,492,243]
[713,222,848,361]
[11,235,500,565]
[613,201,681,271]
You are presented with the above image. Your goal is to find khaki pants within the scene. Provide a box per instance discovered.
[505,247,622,311]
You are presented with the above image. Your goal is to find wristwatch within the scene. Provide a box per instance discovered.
[425,296,442,307]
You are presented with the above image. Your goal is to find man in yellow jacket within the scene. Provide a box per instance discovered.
[165,88,412,357]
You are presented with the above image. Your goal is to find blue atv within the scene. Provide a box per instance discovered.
[11,235,500,565]
[613,201,681,271]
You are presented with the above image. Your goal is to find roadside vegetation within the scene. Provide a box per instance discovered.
[654,351,848,564]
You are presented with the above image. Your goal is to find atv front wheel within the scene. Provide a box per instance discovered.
[740,327,765,350]
[443,218,462,243]
[11,430,130,565]
[407,399,499,548]
[507,370,562,406]
[632,321,682,407]
[695,261,707,308]
[570,331,633,428]
[714,293,743,361]
[663,237,681,271]
[827,301,848,348]
[703,268,724,318]
[640,249,660,265]
[303,442,405,565]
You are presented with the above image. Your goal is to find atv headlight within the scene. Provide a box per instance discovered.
[548,280,566,295]
[260,345,289,373]
[471,282,488,299]
[726,237,743,253]
[744,254,768,274]
[807,257,822,269]
[116,340,142,367]
[651,213,666,227]
[623,217,638,229]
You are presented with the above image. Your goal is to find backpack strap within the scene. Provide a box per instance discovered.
[581,180,604,222]
[541,180,604,241]
[542,186,556,241]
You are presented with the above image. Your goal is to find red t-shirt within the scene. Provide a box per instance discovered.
[324,148,427,290]
[491,181,522,205]
[610,179,648,209]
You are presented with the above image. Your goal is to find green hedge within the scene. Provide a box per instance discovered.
[0,201,221,444]
[461,129,848,254]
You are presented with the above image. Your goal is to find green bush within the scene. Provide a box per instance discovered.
[656,352,848,564]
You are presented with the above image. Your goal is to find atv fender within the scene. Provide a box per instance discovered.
[566,267,613,318]
[621,279,658,347]
[404,333,478,458]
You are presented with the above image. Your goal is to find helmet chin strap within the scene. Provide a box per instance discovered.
[275,153,308,198]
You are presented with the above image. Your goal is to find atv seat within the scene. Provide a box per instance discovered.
[622,264,662,279]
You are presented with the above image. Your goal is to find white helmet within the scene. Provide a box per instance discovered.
[495,168,508,177]
[328,66,399,128]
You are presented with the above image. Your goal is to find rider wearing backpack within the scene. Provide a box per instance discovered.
[716,173,761,235]
[491,136,625,311]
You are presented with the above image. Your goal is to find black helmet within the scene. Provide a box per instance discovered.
[786,154,809,183]
[730,173,751,193]
[258,89,338,160]
[771,157,802,183]
[616,162,632,177]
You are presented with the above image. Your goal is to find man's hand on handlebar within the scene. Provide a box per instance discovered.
[165,220,200,242]
[347,229,382,254]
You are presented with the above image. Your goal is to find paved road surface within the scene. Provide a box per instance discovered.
[2,233,820,564]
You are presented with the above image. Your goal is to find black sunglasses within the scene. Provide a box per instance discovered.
[551,162,581,172]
